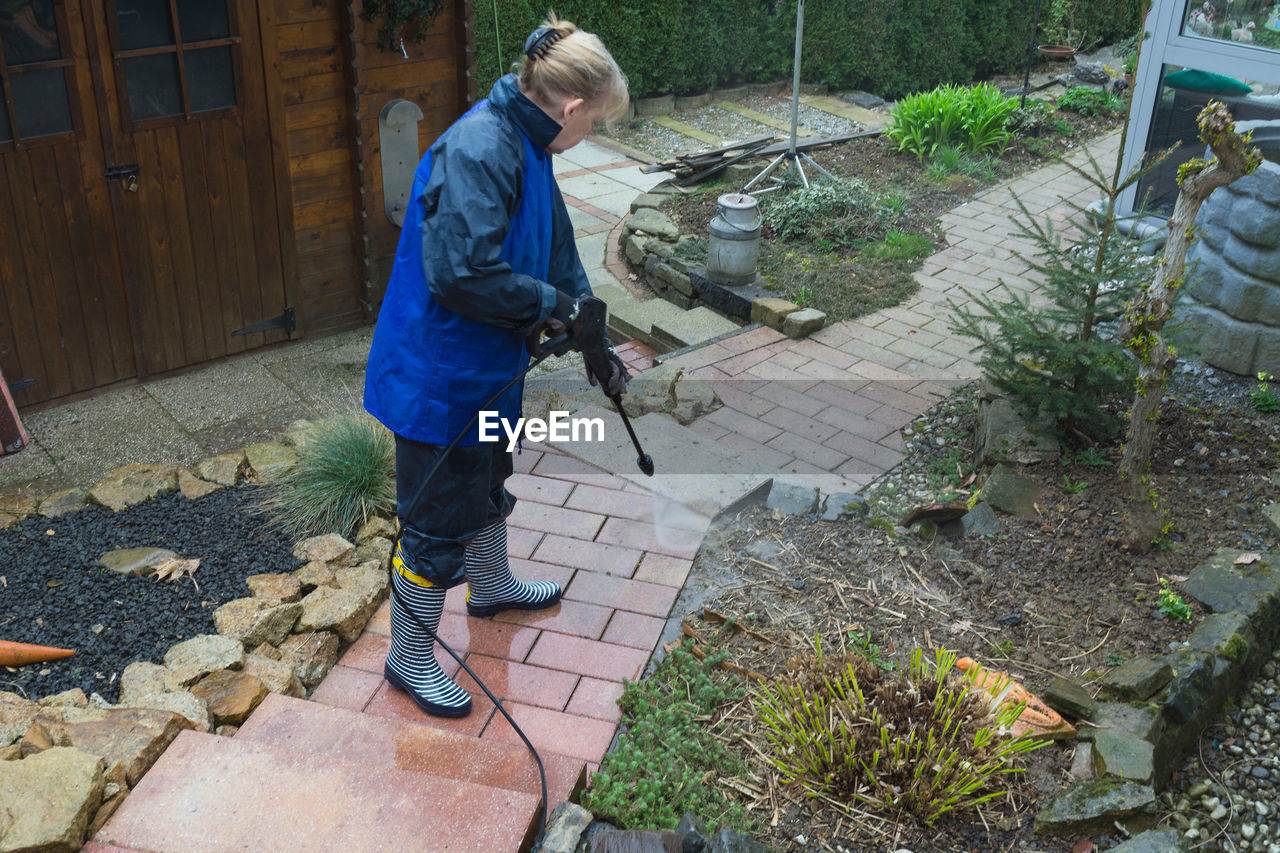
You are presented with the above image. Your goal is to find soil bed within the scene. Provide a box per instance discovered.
[0,486,299,704]
[676,368,1280,851]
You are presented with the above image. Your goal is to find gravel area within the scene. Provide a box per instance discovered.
[740,94,866,137]
[0,486,300,703]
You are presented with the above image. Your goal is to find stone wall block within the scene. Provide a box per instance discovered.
[1228,198,1280,248]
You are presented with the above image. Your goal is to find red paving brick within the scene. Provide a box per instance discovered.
[632,553,693,587]
[455,655,580,711]
[483,700,619,764]
[338,632,391,674]
[509,500,607,541]
[493,598,613,639]
[533,533,644,575]
[595,516,703,559]
[602,610,667,650]
[436,611,541,662]
[309,665,382,713]
[566,677,626,723]
[526,632,650,682]
[506,526,543,558]
[565,571,679,618]
[505,473,575,506]
[364,679,495,737]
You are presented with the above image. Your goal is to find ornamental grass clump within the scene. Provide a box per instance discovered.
[754,640,1045,826]
[261,412,396,539]
[886,83,1017,160]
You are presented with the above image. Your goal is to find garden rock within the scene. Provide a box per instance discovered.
[88,463,177,511]
[1089,702,1165,743]
[1043,677,1097,720]
[942,501,1001,538]
[122,690,210,733]
[294,559,339,591]
[1091,728,1156,784]
[677,812,710,851]
[630,192,671,213]
[625,208,679,242]
[1101,657,1173,701]
[194,452,244,486]
[98,546,178,577]
[189,670,268,727]
[671,376,720,423]
[0,491,36,519]
[979,464,1042,518]
[782,307,826,339]
[245,573,302,603]
[1034,778,1157,836]
[293,533,356,567]
[820,492,867,521]
[0,692,41,746]
[1071,61,1110,84]
[540,801,593,853]
[119,662,176,703]
[620,363,682,420]
[163,634,245,687]
[38,688,87,708]
[20,721,54,756]
[976,384,1060,465]
[242,654,306,698]
[705,828,768,853]
[355,516,397,544]
[1107,828,1188,852]
[1183,547,1280,620]
[750,297,799,330]
[243,441,296,482]
[353,537,393,569]
[48,707,191,787]
[213,597,303,649]
[335,561,390,606]
[0,512,16,530]
[177,467,221,499]
[278,632,340,688]
[296,586,378,643]
[586,829,682,851]
[38,487,88,517]
[766,481,819,515]
[0,746,104,853]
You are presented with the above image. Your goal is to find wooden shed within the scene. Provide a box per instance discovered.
[0,0,475,408]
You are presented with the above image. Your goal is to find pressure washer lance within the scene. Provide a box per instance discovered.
[390,294,652,851]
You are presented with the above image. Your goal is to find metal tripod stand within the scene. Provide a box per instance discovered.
[743,0,838,194]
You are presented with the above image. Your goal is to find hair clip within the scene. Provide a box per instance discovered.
[524,26,564,59]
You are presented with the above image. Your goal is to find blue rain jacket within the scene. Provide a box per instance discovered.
[364,75,593,445]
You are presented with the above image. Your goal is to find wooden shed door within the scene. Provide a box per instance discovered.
[93,0,291,373]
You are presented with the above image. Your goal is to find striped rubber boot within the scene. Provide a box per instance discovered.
[465,520,562,618]
[384,553,471,718]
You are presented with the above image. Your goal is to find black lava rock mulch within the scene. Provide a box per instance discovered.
[0,486,300,704]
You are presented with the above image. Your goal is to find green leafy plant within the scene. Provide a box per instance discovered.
[584,641,752,832]
[1105,651,1126,667]
[260,413,397,538]
[754,639,1046,826]
[1075,447,1111,467]
[887,83,1018,160]
[795,283,813,308]
[1059,474,1089,494]
[361,0,446,52]
[926,145,999,183]
[848,630,897,671]
[863,230,934,261]
[1157,578,1193,621]
[1252,372,1280,413]
[762,178,905,249]
[1056,87,1125,117]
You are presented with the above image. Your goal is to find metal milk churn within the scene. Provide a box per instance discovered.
[707,192,761,286]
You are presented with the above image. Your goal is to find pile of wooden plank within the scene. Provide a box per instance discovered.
[641,131,879,187]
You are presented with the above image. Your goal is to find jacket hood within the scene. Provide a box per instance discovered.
[488,74,562,150]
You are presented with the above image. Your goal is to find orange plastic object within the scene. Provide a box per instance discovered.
[956,656,1077,741]
[0,640,75,666]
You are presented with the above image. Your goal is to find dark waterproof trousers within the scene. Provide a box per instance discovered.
[394,435,516,589]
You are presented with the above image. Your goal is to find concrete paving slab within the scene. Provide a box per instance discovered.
[557,171,633,201]
[568,205,608,230]
[146,358,299,431]
[560,139,631,170]
[651,307,740,350]
[24,386,203,488]
[601,166,677,193]
[0,441,57,491]
[189,403,316,457]
[574,230,610,268]
[584,188,644,219]
[800,95,887,128]
[562,405,770,519]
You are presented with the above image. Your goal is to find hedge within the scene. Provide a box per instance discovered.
[470,1,1143,101]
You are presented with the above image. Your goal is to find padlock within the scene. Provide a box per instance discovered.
[126,175,138,193]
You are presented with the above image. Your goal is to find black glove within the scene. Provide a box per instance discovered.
[546,291,576,335]
[585,346,630,397]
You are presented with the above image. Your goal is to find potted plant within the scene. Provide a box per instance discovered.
[1038,0,1086,58]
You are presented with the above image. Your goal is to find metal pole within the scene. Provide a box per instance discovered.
[789,0,804,156]
[1022,0,1043,109]
[491,0,503,80]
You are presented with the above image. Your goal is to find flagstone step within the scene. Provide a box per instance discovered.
[93,729,542,853]
[236,693,586,810]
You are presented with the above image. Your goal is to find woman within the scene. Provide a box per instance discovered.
[363,15,631,717]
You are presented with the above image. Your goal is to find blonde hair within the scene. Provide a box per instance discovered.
[517,13,629,126]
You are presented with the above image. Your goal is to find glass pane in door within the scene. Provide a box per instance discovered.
[0,104,11,142]
[124,53,182,119]
[116,0,174,50]
[176,0,229,43]
[10,67,73,137]
[1,0,62,64]
[186,45,234,111]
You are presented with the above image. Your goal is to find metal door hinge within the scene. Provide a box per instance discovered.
[231,306,296,337]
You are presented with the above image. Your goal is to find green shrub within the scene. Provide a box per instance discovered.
[926,144,998,182]
[762,178,905,249]
[887,83,1017,160]
[755,640,1045,826]
[1056,87,1125,117]
[261,413,396,539]
[583,641,752,832]
[863,230,934,260]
